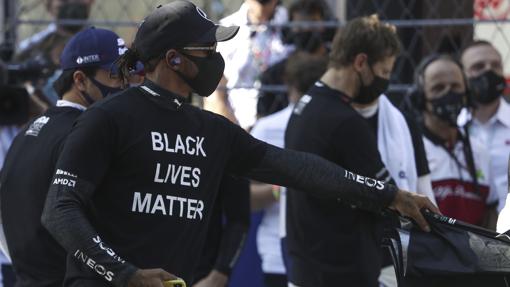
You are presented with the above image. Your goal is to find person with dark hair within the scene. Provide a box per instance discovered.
[204,0,290,129]
[411,54,498,228]
[40,2,436,287]
[459,41,510,231]
[251,52,327,287]
[0,27,125,287]
[284,15,405,287]
[257,0,332,118]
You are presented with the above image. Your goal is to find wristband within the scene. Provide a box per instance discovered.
[272,185,280,201]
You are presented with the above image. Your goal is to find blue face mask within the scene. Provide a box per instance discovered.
[88,76,123,99]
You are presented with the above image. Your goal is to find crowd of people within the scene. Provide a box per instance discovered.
[0,0,508,287]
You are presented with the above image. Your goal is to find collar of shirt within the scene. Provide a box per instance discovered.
[138,80,186,111]
[472,97,510,129]
[315,81,352,104]
[56,100,86,111]
[423,126,462,150]
[495,97,510,128]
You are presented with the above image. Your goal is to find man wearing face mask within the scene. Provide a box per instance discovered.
[0,27,124,287]
[40,2,437,287]
[459,41,510,231]
[284,15,404,287]
[256,0,333,118]
[414,54,498,228]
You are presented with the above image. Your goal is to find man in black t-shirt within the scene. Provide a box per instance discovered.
[0,27,125,287]
[285,15,408,287]
[41,2,437,287]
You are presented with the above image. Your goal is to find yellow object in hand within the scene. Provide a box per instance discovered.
[163,278,187,287]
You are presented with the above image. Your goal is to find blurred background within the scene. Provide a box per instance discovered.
[3,0,510,91]
[0,1,509,287]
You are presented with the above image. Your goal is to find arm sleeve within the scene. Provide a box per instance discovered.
[417,174,437,205]
[244,144,398,213]
[41,108,138,287]
[213,176,250,275]
[225,119,397,213]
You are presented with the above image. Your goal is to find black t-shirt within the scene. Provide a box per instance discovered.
[47,80,267,286]
[284,82,392,287]
[0,106,82,287]
[193,175,249,282]
[366,111,430,176]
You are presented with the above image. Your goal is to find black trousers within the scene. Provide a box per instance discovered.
[264,273,287,287]
[2,264,16,287]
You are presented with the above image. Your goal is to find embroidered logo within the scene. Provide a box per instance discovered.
[25,116,50,137]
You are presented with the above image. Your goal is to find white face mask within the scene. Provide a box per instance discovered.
[354,100,379,118]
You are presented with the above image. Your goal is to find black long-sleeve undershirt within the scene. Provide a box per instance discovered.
[41,87,397,287]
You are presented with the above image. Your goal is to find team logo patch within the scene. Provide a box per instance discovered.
[25,116,50,137]
[76,54,100,65]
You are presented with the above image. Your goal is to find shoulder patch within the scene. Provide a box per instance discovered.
[25,116,50,137]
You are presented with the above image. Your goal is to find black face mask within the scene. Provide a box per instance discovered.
[89,77,123,99]
[177,52,225,97]
[428,91,465,127]
[292,31,323,53]
[469,70,506,104]
[354,67,389,104]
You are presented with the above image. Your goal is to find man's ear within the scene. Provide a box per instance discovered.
[73,70,87,91]
[165,49,181,70]
[353,53,368,73]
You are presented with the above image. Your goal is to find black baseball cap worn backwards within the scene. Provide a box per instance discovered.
[134,0,239,61]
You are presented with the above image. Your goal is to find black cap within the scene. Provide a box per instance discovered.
[134,0,239,61]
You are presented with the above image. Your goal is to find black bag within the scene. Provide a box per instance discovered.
[383,210,510,287]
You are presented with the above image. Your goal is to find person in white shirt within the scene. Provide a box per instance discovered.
[250,52,326,287]
[414,54,498,228]
[460,41,510,231]
[205,0,291,129]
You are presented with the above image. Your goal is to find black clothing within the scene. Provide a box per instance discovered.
[0,106,83,287]
[1,264,16,287]
[257,59,288,118]
[263,273,287,287]
[42,80,397,286]
[285,82,394,287]
[365,111,430,176]
[193,176,249,282]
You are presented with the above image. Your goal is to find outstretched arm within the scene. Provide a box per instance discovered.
[244,145,439,232]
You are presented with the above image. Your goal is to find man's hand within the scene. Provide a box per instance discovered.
[128,268,178,287]
[192,270,228,287]
[389,190,441,232]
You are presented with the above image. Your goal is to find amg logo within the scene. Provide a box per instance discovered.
[344,171,385,190]
[73,249,114,281]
